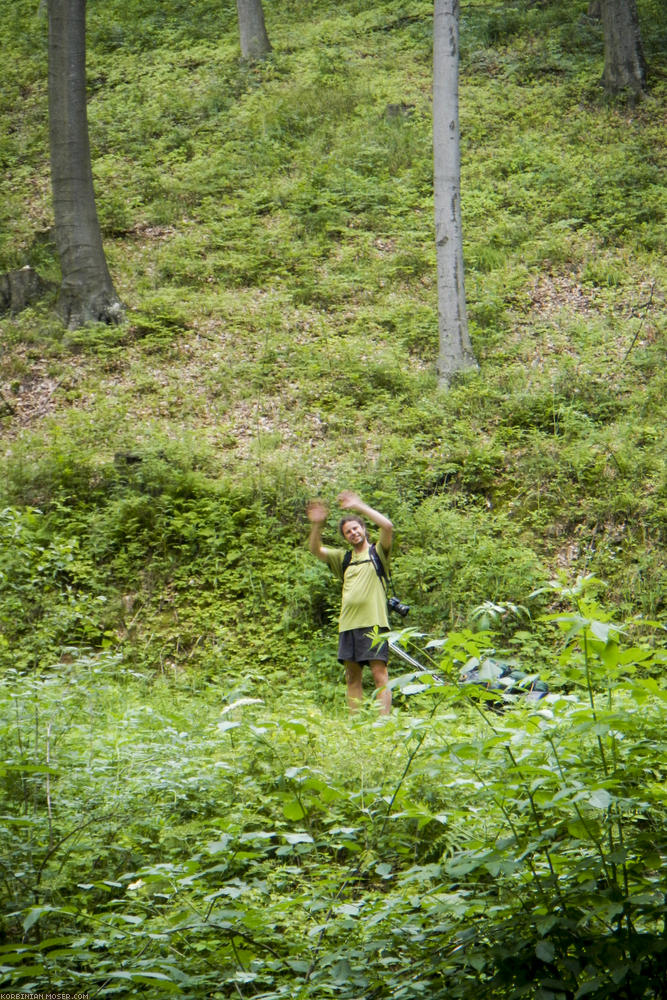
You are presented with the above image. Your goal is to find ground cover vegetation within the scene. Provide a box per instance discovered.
[0,0,665,995]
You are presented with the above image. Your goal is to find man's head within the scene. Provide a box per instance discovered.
[340,515,368,547]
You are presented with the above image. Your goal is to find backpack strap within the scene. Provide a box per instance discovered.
[342,544,389,590]
[368,543,387,582]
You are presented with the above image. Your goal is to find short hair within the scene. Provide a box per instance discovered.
[339,514,368,539]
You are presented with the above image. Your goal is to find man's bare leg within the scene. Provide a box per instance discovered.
[344,661,364,713]
[370,660,391,715]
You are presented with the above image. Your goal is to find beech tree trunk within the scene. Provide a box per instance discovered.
[600,0,646,96]
[236,0,272,61]
[48,0,123,328]
[0,267,56,315]
[433,0,477,386]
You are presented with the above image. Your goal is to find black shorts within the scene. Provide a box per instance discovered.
[338,627,389,666]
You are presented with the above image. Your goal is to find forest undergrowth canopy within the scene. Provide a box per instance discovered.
[0,582,665,997]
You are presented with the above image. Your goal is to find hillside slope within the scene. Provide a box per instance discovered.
[0,0,664,682]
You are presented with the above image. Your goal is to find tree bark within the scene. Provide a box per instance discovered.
[433,0,477,386]
[48,0,123,328]
[0,267,55,315]
[236,0,272,61]
[600,0,646,96]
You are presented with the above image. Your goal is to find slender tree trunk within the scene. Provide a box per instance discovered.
[48,0,123,328]
[433,0,477,386]
[600,0,646,96]
[236,0,272,61]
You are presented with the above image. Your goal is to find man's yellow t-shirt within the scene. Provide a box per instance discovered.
[324,542,390,632]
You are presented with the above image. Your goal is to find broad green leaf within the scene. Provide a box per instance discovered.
[287,960,310,972]
[4,963,46,976]
[282,831,313,844]
[283,719,308,734]
[282,798,306,821]
[22,907,54,933]
[629,890,664,905]
[590,620,624,643]
[588,789,613,809]
[106,971,180,991]
[536,940,555,963]
[332,958,352,982]
[575,978,604,998]
[217,720,241,733]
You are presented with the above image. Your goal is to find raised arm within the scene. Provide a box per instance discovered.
[306,499,330,563]
[337,491,393,551]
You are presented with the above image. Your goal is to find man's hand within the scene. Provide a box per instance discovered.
[307,499,328,524]
[307,500,330,562]
[337,490,362,511]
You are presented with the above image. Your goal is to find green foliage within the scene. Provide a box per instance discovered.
[0,506,110,669]
[0,584,664,997]
[0,0,662,687]
[0,0,665,992]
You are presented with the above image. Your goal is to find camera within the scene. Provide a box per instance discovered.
[387,596,410,618]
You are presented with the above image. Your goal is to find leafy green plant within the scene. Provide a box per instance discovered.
[2,579,662,998]
[0,506,111,669]
[372,577,667,1000]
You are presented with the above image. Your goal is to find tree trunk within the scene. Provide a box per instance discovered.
[0,267,55,315]
[236,0,272,61]
[48,0,123,328]
[433,0,477,386]
[600,0,646,97]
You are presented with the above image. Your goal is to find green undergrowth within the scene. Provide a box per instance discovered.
[0,582,665,997]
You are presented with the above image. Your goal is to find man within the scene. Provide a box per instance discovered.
[307,490,393,715]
